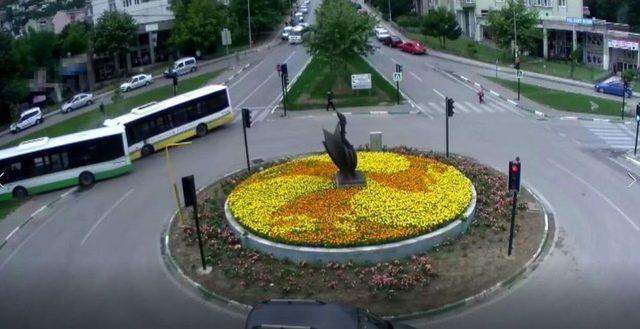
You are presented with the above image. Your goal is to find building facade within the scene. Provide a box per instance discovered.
[52,9,87,34]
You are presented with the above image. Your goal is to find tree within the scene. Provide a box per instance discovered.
[421,7,461,48]
[371,0,413,20]
[229,0,287,43]
[93,11,137,73]
[60,22,92,56]
[11,30,61,78]
[305,0,375,75]
[171,0,226,55]
[0,32,29,124]
[568,47,582,78]
[486,0,539,58]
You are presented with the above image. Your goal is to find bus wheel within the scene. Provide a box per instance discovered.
[141,144,154,157]
[196,123,208,137]
[79,171,95,188]
[12,186,28,199]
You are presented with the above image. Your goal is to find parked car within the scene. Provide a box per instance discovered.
[595,79,633,97]
[61,93,94,113]
[10,107,42,134]
[382,35,403,47]
[245,299,416,329]
[163,57,197,78]
[300,5,308,14]
[399,41,427,54]
[281,26,293,40]
[375,28,390,41]
[288,25,305,44]
[295,12,304,22]
[373,25,387,36]
[120,74,153,92]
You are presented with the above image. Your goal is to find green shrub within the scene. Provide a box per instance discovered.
[396,15,421,28]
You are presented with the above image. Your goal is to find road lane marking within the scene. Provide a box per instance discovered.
[409,72,423,82]
[233,51,297,106]
[0,172,4,189]
[628,172,637,188]
[30,205,47,218]
[432,89,445,99]
[5,227,19,242]
[548,159,639,231]
[454,102,470,113]
[427,102,443,113]
[80,189,134,246]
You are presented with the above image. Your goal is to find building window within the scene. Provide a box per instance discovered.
[108,0,116,10]
[559,0,566,6]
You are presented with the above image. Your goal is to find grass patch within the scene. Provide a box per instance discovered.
[406,32,609,83]
[285,55,399,110]
[3,70,224,148]
[0,199,21,222]
[487,77,625,116]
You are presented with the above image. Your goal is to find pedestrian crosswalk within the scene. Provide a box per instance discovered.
[418,99,521,116]
[583,122,636,149]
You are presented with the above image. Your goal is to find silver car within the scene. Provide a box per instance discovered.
[120,74,153,92]
[61,93,94,113]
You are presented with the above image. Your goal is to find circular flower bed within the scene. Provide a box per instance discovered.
[227,152,473,247]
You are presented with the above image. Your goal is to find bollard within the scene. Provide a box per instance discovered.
[370,131,383,151]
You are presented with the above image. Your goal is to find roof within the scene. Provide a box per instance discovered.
[245,300,359,329]
[0,125,124,160]
[104,84,227,127]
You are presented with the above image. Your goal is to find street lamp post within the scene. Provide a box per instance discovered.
[387,0,392,23]
[247,0,252,48]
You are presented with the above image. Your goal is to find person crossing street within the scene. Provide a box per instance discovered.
[326,90,336,111]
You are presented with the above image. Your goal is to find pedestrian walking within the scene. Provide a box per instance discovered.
[326,90,336,111]
[99,102,106,117]
[477,87,485,104]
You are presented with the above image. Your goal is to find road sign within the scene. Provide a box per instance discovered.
[351,74,372,90]
[221,28,232,46]
[393,72,403,82]
[516,70,523,79]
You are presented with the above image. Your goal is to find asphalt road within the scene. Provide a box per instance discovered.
[2,2,640,328]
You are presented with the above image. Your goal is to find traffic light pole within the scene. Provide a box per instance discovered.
[281,73,288,116]
[445,98,450,158]
[508,190,518,256]
[635,119,639,156]
[517,77,521,101]
[622,92,626,121]
[396,80,400,105]
[242,114,250,172]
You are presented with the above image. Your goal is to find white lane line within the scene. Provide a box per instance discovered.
[619,123,636,137]
[390,57,400,64]
[235,71,277,107]
[30,205,48,218]
[455,102,470,113]
[5,226,19,241]
[60,187,76,198]
[432,89,446,99]
[229,62,262,88]
[409,71,423,82]
[490,90,500,97]
[507,99,518,106]
[80,189,134,246]
[492,100,521,115]
[416,103,433,118]
[548,159,639,231]
[428,102,444,114]
[463,102,481,113]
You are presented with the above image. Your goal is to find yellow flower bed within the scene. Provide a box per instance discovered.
[227,152,473,247]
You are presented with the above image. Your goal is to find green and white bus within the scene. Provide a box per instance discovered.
[103,84,233,160]
[0,126,132,200]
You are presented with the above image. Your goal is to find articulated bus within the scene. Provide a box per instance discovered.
[0,126,132,200]
[103,84,234,160]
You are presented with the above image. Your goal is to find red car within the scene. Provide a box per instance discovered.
[399,41,427,55]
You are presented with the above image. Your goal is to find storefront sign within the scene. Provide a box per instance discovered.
[566,17,593,26]
[608,39,639,51]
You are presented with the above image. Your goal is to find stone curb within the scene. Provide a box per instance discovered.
[0,187,77,250]
[387,183,555,322]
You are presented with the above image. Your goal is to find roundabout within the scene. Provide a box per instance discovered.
[167,147,548,316]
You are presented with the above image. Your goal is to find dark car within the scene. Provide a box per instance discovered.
[245,299,416,329]
[382,35,403,48]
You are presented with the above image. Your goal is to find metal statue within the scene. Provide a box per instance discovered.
[322,112,365,188]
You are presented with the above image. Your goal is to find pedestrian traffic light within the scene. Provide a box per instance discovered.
[396,64,403,72]
[446,97,455,117]
[242,108,252,128]
[281,63,288,76]
[514,59,521,71]
[284,73,289,86]
[636,103,640,122]
[508,159,521,192]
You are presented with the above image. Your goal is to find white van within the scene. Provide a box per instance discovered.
[282,26,293,40]
[288,25,305,44]
[164,57,197,77]
[10,107,43,134]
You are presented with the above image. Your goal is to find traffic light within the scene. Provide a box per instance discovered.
[281,63,288,76]
[446,97,455,117]
[396,64,403,72]
[276,64,282,74]
[242,108,252,128]
[508,159,521,192]
[515,59,521,71]
[284,73,289,86]
[636,103,640,122]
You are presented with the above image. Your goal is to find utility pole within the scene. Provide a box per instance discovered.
[513,0,518,60]
[387,0,392,23]
[635,104,640,156]
[622,80,629,121]
[247,0,252,48]
[445,97,455,158]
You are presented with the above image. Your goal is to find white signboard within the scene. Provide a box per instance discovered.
[516,70,523,79]
[608,39,639,51]
[351,74,372,90]
[221,28,232,46]
[393,72,403,82]
[566,17,593,26]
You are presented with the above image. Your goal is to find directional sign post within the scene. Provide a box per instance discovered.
[221,28,232,55]
[393,72,403,82]
[516,70,523,101]
[393,65,403,105]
